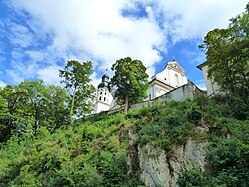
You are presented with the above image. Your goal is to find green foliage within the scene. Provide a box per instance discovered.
[0,82,249,186]
[178,167,210,187]
[177,94,249,187]
[178,128,249,187]
[200,4,249,97]
[0,110,141,186]
[177,167,220,187]
[202,94,249,121]
[0,80,69,142]
[110,57,149,114]
[187,102,202,124]
[207,137,249,187]
[0,95,11,141]
[132,100,195,151]
[59,60,96,124]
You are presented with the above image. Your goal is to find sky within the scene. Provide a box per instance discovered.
[0,0,248,90]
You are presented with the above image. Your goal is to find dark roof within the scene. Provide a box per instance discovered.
[197,61,207,70]
[98,82,109,89]
[98,72,110,89]
[102,73,109,79]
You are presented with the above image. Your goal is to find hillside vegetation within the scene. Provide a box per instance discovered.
[0,3,248,187]
[0,95,248,186]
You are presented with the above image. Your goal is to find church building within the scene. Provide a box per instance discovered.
[197,62,220,96]
[147,60,188,100]
[94,60,188,113]
[94,71,114,113]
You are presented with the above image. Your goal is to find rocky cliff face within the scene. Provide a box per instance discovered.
[135,138,208,187]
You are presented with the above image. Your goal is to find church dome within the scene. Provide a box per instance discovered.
[97,72,110,89]
[101,73,109,82]
[98,82,109,89]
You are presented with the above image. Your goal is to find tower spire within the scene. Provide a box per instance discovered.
[105,65,108,74]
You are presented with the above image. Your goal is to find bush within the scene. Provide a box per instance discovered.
[1,94,248,186]
[187,102,202,124]
[177,167,219,187]
[207,138,249,187]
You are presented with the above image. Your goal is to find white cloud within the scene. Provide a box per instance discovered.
[180,47,206,65]
[37,66,61,85]
[6,69,23,84]
[147,0,248,42]
[25,50,46,62]
[0,80,6,87]
[10,0,165,74]
[90,72,102,90]
[8,23,34,48]
[4,0,249,85]
[146,66,156,79]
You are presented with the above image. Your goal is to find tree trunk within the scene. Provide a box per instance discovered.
[124,95,129,115]
[241,69,249,93]
[69,87,77,125]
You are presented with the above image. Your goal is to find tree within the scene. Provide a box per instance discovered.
[44,85,70,130]
[0,95,10,141]
[0,84,29,139]
[110,57,149,114]
[59,60,96,124]
[0,80,69,141]
[200,4,249,97]
[15,80,69,132]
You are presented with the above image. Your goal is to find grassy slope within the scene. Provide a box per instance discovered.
[0,96,248,186]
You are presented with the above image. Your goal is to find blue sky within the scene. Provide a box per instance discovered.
[0,0,248,89]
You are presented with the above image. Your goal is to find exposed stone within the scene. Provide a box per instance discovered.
[137,138,208,187]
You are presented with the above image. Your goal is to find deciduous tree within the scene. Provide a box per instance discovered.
[200,4,249,97]
[110,57,149,114]
[0,95,10,141]
[0,80,69,141]
[59,60,95,124]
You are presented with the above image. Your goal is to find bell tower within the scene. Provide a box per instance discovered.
[94,70,113,113]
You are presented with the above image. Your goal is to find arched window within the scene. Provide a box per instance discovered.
[104,97,106,101]
[99,96,102,100]
[175,74,179,87]
[100,92,102,95]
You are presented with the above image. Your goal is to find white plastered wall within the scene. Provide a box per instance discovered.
[95,87,113,113]
[154,63,188,88]
[201,65,220,96]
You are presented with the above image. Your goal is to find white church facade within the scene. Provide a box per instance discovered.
[197,62,220,97]
[94,72,114,113]
[147,61,188,100]
[94,60,189,113]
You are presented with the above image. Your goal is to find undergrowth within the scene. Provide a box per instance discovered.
[0,95,248,186]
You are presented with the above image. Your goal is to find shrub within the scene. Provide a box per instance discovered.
[187,102,202,124]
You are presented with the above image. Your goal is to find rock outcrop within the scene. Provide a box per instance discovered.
[137,138,208,187]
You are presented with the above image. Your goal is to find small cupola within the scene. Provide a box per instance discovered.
[102,73,109,83]
[97,69,110,90]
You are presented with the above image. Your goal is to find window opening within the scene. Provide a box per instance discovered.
[175,74,179,87]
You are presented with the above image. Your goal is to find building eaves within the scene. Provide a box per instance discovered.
[197,61,207,70]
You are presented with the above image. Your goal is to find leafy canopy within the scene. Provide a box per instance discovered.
[200,4,249,96]
[110,57,149,113]
[0,80,69,142]
[59,60,96,123]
